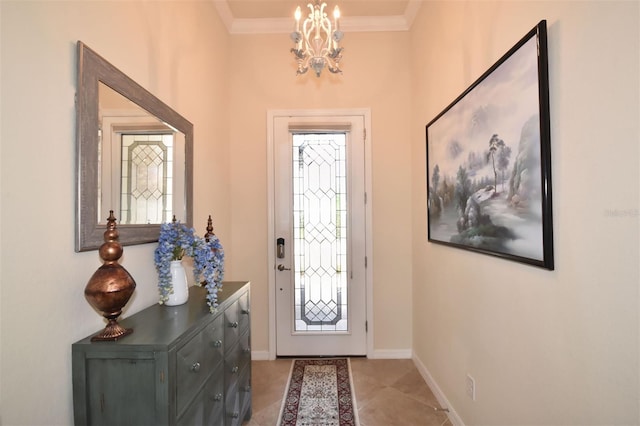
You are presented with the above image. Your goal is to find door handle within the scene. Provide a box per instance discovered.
[277,264,291,271]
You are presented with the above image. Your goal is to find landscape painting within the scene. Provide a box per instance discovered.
[426,20,554,270]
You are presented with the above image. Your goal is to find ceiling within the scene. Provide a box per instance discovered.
[213,0,422,34]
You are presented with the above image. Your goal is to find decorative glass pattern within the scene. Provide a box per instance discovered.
[120,134,174,224]
[292,133,348,332]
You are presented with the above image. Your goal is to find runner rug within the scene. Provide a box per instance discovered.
[277,358,359,426]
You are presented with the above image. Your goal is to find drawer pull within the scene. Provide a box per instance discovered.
[243,347,251,354]
[229,322,238,328]
[213,339,222,348]
[242,385,251,392]
[191,362,201,372]
[232,412,240,419]
[214,393,223,401]
[241,309,250,315]
[231,366,239,374]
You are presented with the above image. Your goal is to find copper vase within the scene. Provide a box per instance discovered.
[85,211,136,341]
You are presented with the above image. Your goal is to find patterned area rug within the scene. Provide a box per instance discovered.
[277,358,359,426]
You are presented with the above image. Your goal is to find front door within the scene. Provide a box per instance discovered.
[272,112,367,356]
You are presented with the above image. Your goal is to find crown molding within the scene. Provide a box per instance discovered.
[403,0,422,28]
[213,0,422,35]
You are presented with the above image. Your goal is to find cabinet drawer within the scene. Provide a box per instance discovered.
[224,294,250,349]
[203,376,226,426]
[237,292,250,334]
[224,300,240,347]
[238,365,252,422]
[203,314,224,370]
[177,364,224,426]
[224,331,250,390]
[236,331,251,372]
[176,315,224,416]
[225,368,251,426]
[176,332,208,415]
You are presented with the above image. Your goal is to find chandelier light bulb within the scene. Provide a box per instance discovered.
[295,6,301,31]
[290,0,344,77]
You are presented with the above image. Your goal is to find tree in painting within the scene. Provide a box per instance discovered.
[487,134,505,194]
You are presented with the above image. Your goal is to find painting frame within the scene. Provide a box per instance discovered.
[425,20,553,270]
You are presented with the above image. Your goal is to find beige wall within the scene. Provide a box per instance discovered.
[0,1,230,424]
[227,31,414,356]
[410,1,639,425]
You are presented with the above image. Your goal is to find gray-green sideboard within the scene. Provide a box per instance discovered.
[72,281,251,426]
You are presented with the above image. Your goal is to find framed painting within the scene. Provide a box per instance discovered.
[425,20,553,270]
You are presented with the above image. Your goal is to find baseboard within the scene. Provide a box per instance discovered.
[252,349,411,360]
[251,350,271,360]
[412,353,465,426]
[369,349,412,359]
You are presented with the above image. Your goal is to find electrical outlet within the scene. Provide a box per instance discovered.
[466,374,476,401]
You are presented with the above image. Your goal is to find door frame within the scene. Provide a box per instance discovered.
[266,108,374,360]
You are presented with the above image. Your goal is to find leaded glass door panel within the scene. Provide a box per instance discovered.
[274,115,366,356]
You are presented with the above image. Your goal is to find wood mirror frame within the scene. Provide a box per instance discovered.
[75,41,193,252]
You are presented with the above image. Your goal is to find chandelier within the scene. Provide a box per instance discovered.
[290,0,344,77]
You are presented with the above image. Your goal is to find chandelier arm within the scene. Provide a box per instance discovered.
[303,16,317,55]
[319,13,332,37]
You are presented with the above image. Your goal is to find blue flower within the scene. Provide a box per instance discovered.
[203,233,225,311]
[154,220,224,312]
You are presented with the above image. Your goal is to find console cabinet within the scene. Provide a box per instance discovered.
[72,281,251,426]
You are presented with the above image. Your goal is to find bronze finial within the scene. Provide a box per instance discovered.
[204,215,215,242]
[84,210,136,341]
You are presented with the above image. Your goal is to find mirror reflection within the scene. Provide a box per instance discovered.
[98,82,187,225]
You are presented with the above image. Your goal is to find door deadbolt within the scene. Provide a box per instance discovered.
[276,238,285,258]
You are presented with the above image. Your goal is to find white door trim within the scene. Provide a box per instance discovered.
[266,108,374,359]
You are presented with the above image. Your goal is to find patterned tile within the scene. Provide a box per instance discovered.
[357,387,448,426]
[246,358,452,426]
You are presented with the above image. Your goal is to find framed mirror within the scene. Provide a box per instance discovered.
[76,41,193,252]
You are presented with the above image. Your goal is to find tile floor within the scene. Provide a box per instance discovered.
[245,358,452,426]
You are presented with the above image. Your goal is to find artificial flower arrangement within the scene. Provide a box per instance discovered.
[154,219,224,312]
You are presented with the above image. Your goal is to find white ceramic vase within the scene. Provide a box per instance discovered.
[165,260,189,306]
